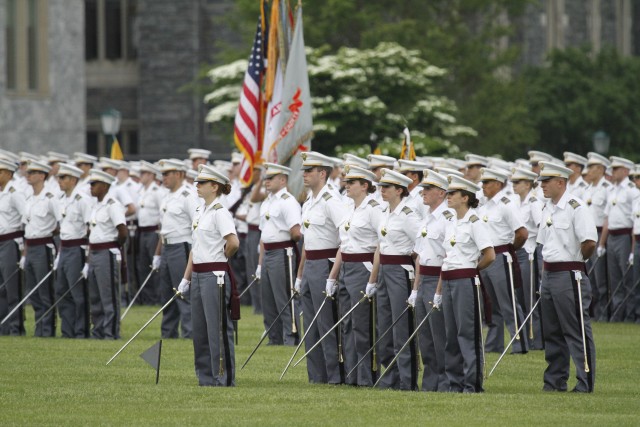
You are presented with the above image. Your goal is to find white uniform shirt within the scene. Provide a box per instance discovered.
[604,177,639,230]
[584,177,609,228]
[191,198,237,264]
[259,187,301,243]
[477,188,525,246]
[567,176,588,200]
[107,185,133,210]
[89,195,125,244]
[378,197,421,256]
[159,183,199,244]
[442,209,493,271]
[405,186,427,221]
[59,188,92,240]
[338,195,383,254]
[137,182,165,227]
[537,192,597,262]
[23,190,61,239]
[301,184,349,251]
[632,196,640,235]
[44,175,62,196]
[246,195,262,227]
[515,190,544,253]
[414,201,452,267]
[77,176,92,196]
[0,181,26,235]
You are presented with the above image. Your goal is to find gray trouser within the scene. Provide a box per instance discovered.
[88,249,120,339]
[633,241,640,322]
[25,244,55,337]
[338,260,376,386]
[56,246,89,338]
[589,229,609,320]
[191,271,235,386]
[244,228,262,313]
[517,248,544,349]
[378,264,418,391]
[136,230,160,305]
[606,233,632,322]
[261,247,298,345]
[159,242,192,338]
[442,277,484,393]
[541,270,596,392]
[301,258,341,384]
[417,273,447,391]
[482,254,527,353]
[0,240,24,336]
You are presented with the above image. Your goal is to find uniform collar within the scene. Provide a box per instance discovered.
[390,197,410,216]
[270,187,288,199]
[552,190,570,210]
[428,200,448,218]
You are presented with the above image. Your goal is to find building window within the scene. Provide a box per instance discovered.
[85,0,137,62]
[5,0,49,96]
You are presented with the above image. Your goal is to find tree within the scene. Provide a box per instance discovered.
[205,42,475,158]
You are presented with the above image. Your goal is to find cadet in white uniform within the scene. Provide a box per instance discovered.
[564,152,589,200]
[536,162,597,392]
[22,160,61,337]
[396,159,429,221]
[436,175,495,393]
[0,158,26,336]
[180,164,240,387]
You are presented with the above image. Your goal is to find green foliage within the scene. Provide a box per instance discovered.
[523,48,640,160]
[2,307,640,425]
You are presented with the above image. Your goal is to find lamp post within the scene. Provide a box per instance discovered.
[592,130,610,155]
[101,108,122,156]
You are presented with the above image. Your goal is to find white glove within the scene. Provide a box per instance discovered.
[294,278,302,293]
[596,246,606,258]
[407,289,418,307]
[178,278,190,294]
[365,282,377,297]
[433,293,442,309]
[81,263,89,279]
[255,265,261,280]
[152,255,162,271]
[53,254,60,271]
[325,279,337,296]
[629,253,634,266]
[19,256,26,270]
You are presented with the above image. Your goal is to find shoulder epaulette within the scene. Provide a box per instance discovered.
[322,192,332,201]
[281,193,290,200]
[8,186,15,193]
[579,181,587,187]
[368,199,379,207]
[107,198,115,205]
[500,196,511,204]
[629,182,636,188]
[529,196,538,203]
[603,182,610,188]
[383,207,388,213]
[152,186,158,191]
[568,199,580,209]
[182,190,190,197]
[327,183,334,190]
[45,192,54,199]
[443,211,454,220]
[74,193,82,201]
[401,206,413,215]
[213,203,223,210]
[470,214,479,223]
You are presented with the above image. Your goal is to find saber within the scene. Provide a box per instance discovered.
[347,304,410,379]
[216,272,226,376]
[35,275,83,325]
[601,263,632,314]
[586,255,600,277]
[1,270,53,325]
[121,269,156,320]
[280,296,330,380]
[610,276,640,319]
[293,293,368,368]
[474,276,487,378]
[238,275,258,299]
[373,304,437,388]
[106,288,183,365]
[0,268,19,292]
[371,294,377,374]
[241,291,298,370]
[285,248,298,336]
[528,252,534,340]
[574,270,589,373]
[504,252,520,340]
[488,296,541,377]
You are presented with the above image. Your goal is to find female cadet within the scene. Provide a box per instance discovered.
[326,165,383,386]
[179,165,240,387]
[435,175,495,393]
[510,167,544,350]
[366,168,421,391]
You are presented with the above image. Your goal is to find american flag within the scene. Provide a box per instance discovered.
[233,18,265,186]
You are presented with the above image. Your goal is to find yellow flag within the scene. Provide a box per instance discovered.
[110,137,124,160]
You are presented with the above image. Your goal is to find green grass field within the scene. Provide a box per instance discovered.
[1,305,639,426]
